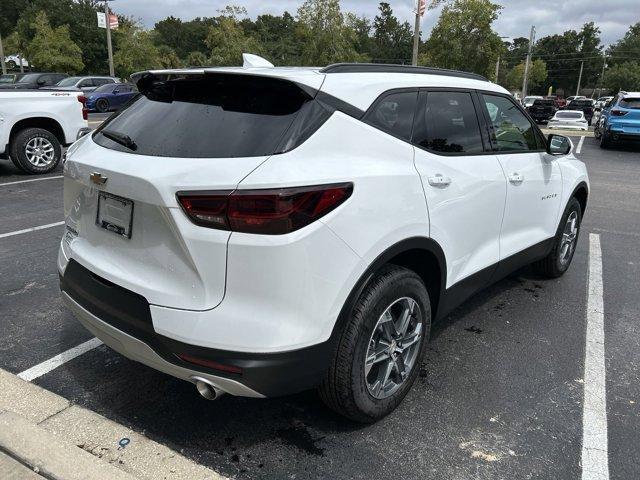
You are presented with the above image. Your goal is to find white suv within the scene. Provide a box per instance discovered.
[59,63,589,422]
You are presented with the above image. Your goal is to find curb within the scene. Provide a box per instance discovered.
[0,410,136,480]
[0,368,226,480]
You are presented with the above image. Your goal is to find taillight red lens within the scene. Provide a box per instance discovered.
[77,95,88,120]
[611,110,628,117]
[177,183,353,235]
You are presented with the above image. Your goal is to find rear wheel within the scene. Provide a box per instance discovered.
[95,98,109,113]
[319,265,431,423]
[9,128,62,174]
[600,129,611,149]
[532,198,582,278]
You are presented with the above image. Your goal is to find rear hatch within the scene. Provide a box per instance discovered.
[63,71,324,311]
[615,97,640,133]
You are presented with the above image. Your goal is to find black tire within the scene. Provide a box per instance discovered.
[600,129,611,149]
[95,98,109,113]
[319,265,431,423]
[532,198,582,278]
[9,127,62,174]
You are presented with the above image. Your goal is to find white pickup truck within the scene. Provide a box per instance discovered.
[1,90,89,174]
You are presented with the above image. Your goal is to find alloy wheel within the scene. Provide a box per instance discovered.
[364,297,423,399]
[24,137,55,167]
[560,210,579,265]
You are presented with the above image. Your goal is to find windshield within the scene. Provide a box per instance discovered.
[556,112,582,119]
[94,74,315,158]
[56,77,81,87]
[619,98,640,109]
[16,74,41,83]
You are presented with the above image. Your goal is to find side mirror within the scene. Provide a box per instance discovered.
[547,134,572,156]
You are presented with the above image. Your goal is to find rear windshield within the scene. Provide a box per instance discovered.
[93,74,322,158]
[620,98,640,109]
[556,111,582,119]
[570,100,592,107]
[533,100,555,106]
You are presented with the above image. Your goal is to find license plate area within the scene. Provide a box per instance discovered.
[96,192,134,239]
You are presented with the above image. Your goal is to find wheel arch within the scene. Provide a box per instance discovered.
[571,181,589,216]
[9,117,65,146]
[330,237,447,342]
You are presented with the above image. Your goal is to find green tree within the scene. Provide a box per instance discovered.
[604,62,640,92]
[372,2,413,63]
[113,26,161,79]
[249,12,303,65]
[347,14,373,60]
[296,0,363,66]
[205,7,262,66]
[26,11,84,73]
[423,0,504,78]
[157,45,183,69]
[607,23,640,66]
[186,51,208,67]
[505,59,548,92]
[0,0,29,37]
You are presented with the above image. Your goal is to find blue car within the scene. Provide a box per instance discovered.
[596,91,640,148]
[85,83,138,113]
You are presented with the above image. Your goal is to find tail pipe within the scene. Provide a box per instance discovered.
[191,376,226,401]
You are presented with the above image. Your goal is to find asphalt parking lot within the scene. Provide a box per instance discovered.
[1,131,639,479]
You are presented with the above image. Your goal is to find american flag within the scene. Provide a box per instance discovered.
[418,0,426,16]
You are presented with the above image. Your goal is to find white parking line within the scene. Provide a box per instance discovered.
[582,233,609,480]
[17,338,103,382]
[0,221,65,239]
[577,136,585,154]
[0,175,63,187]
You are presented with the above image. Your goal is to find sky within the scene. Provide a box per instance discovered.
[112,0,638,47]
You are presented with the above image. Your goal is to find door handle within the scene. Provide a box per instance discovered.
[508,173,524,185]
[428,174,452,187]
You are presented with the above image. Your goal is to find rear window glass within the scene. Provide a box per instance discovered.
[94,75,315,158]
[556,111,582,119]
[570,100,592,107]
[533,100,555,106]
[364,91,418,141]
[620,98,640,109]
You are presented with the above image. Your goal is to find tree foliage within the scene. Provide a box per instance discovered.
[423,0,504,78]
[113,26,160,79]
[372,3,413,63]
[605,62,640,92]
[205,7,262,66]
[505,59,547,91]
[27,11,84,73]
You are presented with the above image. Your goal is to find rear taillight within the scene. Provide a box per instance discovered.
[177,183,353,235]
[611,110,628,117]
[77,95,88,120]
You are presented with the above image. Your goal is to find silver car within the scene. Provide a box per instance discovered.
[50,76,118,93]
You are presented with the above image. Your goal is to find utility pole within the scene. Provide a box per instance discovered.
[521,25,535,98]
[104,0,115,77]
[0,33,6,75]
[411,0,424,66]
[598,56,607,97]
[576,60,584,97]
[494,56,501,83]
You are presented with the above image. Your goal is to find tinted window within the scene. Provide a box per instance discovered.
[94,78,113,86]
[481,94,541,152]
[94,83,118,93]
[57,76,81,87]
[94,75,315,158]
[533,99,555,106]
[556,111,582,119]
[619,98,640,109]
[416,91,484,153]
[365,91,417,141]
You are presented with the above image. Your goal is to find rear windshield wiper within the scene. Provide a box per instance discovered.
[100,129,137,151]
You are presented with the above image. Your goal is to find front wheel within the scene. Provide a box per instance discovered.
[9,128,62,174]
[95,98,109,113]
[532,198,582,278]
[319,265,431,423]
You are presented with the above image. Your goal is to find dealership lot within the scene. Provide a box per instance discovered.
[1,136,639,479]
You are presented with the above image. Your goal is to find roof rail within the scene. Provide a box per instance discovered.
[320,63,489,82]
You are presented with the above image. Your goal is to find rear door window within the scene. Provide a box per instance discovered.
[94,75,317,158]
[414,91,484,154]
[364,91,418,141]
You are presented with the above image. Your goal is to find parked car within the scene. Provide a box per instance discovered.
[0,90,89,173]
[50,76,118,93]
[565,95,586,105]
[548,111,589,131]
[0,72,68,90]
[545,95,566,108]
[0,73,27,84]
[565,99,595,125]
[59,61,589,423]
[3,54,30,69]
[594,96,614,109]
[527,98,558,123]
[523,95,543,108]
[595,91,640,148]
[85,82,138,112]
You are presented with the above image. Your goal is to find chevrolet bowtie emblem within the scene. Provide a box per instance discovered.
[90,172,108,185]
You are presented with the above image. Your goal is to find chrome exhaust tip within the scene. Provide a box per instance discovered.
[191,376,226,401]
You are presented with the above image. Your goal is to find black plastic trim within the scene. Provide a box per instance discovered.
[321,63,489,82]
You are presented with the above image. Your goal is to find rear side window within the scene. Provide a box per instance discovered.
[94,75,316,158]
[364,91,418,141]
[416,91,484,154]
[481,94,543,152]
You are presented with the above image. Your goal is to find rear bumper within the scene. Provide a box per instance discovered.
[59,260,333,397]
